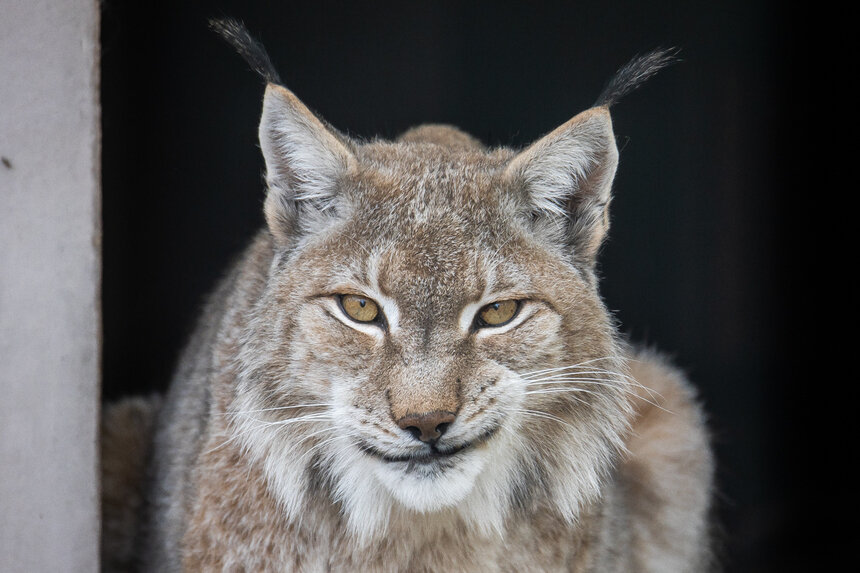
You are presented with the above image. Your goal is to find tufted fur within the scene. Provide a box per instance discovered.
[106,23,714,572]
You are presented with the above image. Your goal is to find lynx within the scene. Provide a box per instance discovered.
[103,20,713,572]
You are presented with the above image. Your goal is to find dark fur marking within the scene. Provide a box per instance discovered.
[209,18,281,84]
[369,420,398,438]
[463,406,485,423]
[594,48,679,108]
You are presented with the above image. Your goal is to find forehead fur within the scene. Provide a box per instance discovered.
[283,138,509,289]
[282,125,591,323]
[350,139,517,217]
[328,139,528,284]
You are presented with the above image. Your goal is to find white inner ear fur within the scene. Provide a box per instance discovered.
[505,107,618,218]
[259,84,354,209]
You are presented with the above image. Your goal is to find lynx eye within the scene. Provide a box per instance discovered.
[476,300,520,328]
[339,294,380,323]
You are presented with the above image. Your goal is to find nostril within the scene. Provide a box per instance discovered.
[397,411,456,443]
[405,425,422,441]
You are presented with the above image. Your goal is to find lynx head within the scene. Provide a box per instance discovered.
[213,19,675,542]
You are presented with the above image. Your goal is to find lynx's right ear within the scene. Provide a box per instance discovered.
[209,18,355,242]
[259,84,355,242]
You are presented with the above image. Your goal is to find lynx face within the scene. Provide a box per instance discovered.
[227,85,632,539]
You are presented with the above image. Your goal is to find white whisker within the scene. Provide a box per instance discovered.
[242,413,335,428]
[204,413,335,455]
[519,356,619,378]
[293,434,347,467]
[521,363,665,404]
[524,387,602,398]
[511,408,581,430]
[524,378,671,413]
[223,403,334,416]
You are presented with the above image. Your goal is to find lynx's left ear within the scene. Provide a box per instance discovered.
[505,106,618,263]
[506,48,678,263]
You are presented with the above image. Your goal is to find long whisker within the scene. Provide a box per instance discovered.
[527,374,623,383]
[524,379,671,413]
[293,434,348,467]
[523,368,641,390]
[239,412,335,428]
[204,413,335,455]
[519,356,620,378]
[511,408,581,430]
[524,386,604,399]
[222,403,335,416]
[522,366,664,403]
[523,367,630,380]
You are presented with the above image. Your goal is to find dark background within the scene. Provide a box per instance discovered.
[101,1,841,570]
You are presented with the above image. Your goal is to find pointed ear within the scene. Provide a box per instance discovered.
[259,83,355,242]
[504,107,618,263]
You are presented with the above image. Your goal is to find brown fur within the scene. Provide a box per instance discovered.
[100,395,162,572]
[100,54,714,571]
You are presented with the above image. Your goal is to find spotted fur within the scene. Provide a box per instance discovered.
[136,24,714,572]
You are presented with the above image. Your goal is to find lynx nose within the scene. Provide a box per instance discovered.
[397,411,456,443]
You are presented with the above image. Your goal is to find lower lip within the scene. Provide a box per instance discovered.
[367,426,499,464]
[379,443,472,464]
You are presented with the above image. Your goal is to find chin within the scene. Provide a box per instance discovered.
[371,448,489,512]
[322,429,523,542]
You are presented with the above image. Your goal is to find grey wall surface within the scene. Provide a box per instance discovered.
[0,0,100,570]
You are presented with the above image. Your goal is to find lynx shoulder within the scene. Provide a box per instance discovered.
[103,20,714,572]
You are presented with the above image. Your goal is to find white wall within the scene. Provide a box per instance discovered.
[0,0,101,570]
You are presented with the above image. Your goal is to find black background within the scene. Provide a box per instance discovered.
[101,1,842,570]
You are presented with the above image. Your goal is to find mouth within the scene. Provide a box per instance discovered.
[359,426,500,465]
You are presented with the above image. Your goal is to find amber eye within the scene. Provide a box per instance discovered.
[476,300,520,327]
[340,294,380,323]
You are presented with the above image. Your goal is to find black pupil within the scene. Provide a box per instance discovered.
[358,299,366,307]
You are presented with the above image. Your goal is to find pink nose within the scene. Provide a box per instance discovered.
[396,411,456,443]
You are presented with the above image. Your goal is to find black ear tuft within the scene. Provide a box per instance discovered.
[594,48,680,108]
[209,18,281,85]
